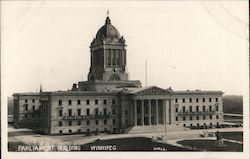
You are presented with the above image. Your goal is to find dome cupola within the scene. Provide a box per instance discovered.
[95,16,121,41]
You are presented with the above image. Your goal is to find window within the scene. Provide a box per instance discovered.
[189,106,192,112]
[209,106,212,111]
[32,105,35,111]
[215,98,218,102]
[69,130,72,133]
[86,100,90,105]
[25,99,28,103]
[95,108,99,115]
[196,116,199,120]
[68,121,72,126]
[190,123,193,127]
[59,100,62,106]
[77,109,81,116]
[104,119,107,125]
[68,109,72,116]
[112,108,116,115]
[59,130,62,134]
[59,121,62,126]
[32,99,35,103]
[86,109,90,115]
[175,108,178,113]
[216,115,219,119]
[203,98,205,102]
[203,106,206,112]
[182,98,185,103]
[77,100,81,105]
[210,123,212,125]
[183,117,186,121]
[112,99,116,105]
[112,119,116,124]
[87,120,90,125]
[77,120,81,126]
[209,98,212,102]
[68,100,72,105]
[203,115,206,120]
[25,105,28,111]
[125,110,128,115]
[176,117,178,121]
[190,116,193,120]
[125,119,128,124]
[175,98,178,103]
[189,98,192,103]
[182,106,186,112]
[196,98,199,103]
[103,99,107,105]
[216,106,219,111]
[95,120,99,125]
[104,108,107,115]
[59,110,63,117]
[183,124,186,127]
[95,99,98,105]
[209,115,212,119]
[196,106,199,112]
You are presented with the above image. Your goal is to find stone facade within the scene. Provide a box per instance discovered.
[12,16,224,135]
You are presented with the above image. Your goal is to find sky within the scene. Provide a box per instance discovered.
[1,1,249,96]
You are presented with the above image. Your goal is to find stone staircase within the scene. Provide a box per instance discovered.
[126,124,189,134]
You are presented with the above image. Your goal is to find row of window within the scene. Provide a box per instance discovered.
[176,105,219,113]
[58,119,120,126]
[175,97,219,103]
[58,128,110,134]
[183,122,220,127]
[176,115,220,121]
[24,105,36,111]
[58,108,125,116]
[24,99,37,103]
[24,114,39,118]
[58,99,116,106]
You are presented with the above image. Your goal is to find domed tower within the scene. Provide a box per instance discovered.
[78,15,141,91]
[88,16,128,81]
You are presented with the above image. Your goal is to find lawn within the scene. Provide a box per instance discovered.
[220,131,243,142]
[81,137,191,151]
[177,139,243,152]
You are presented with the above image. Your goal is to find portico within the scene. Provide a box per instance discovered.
[131,86,174,126]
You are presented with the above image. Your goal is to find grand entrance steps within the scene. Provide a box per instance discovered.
[127,124,189,134]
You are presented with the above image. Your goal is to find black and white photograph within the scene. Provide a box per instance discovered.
[1,0,249,159]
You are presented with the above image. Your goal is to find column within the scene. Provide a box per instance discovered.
[162,99,166,125]
[169,98,174,124]
[155,99,159,125]
[134,100,137,126]
[148,100,151,125]
[165,99,170,124]
[141,100,144,126]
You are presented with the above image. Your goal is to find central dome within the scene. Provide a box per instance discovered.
[96,16,121,40]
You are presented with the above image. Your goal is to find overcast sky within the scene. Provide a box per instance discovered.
[2,1,249,96]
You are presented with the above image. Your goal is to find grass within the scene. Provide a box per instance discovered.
[220,131,243,142]
[81,137,191,151]
[177,139,243,152]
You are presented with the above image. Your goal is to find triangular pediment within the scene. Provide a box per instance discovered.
[131,86,169,95]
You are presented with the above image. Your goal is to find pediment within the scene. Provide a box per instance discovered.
[131,86,168,95]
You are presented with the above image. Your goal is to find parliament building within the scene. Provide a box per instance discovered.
[13,16,224,135]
